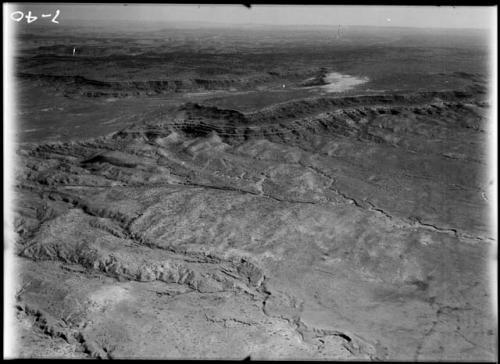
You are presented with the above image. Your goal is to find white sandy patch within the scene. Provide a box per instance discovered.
[89,285,132,312]
[321,72,368,93]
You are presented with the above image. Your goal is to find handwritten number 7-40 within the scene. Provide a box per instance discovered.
[10,10,60,24]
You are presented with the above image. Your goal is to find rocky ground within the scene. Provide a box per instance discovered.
[8,23,497,360]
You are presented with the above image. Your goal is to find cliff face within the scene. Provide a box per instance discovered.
[18,72,267,95]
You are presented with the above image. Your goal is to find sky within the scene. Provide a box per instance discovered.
[5,4,497,30]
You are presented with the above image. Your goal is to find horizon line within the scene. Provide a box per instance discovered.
[15,19,492,32]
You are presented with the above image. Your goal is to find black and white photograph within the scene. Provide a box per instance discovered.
[3,3,498,360]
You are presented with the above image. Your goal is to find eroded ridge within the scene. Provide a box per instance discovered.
[12,85,495,359]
